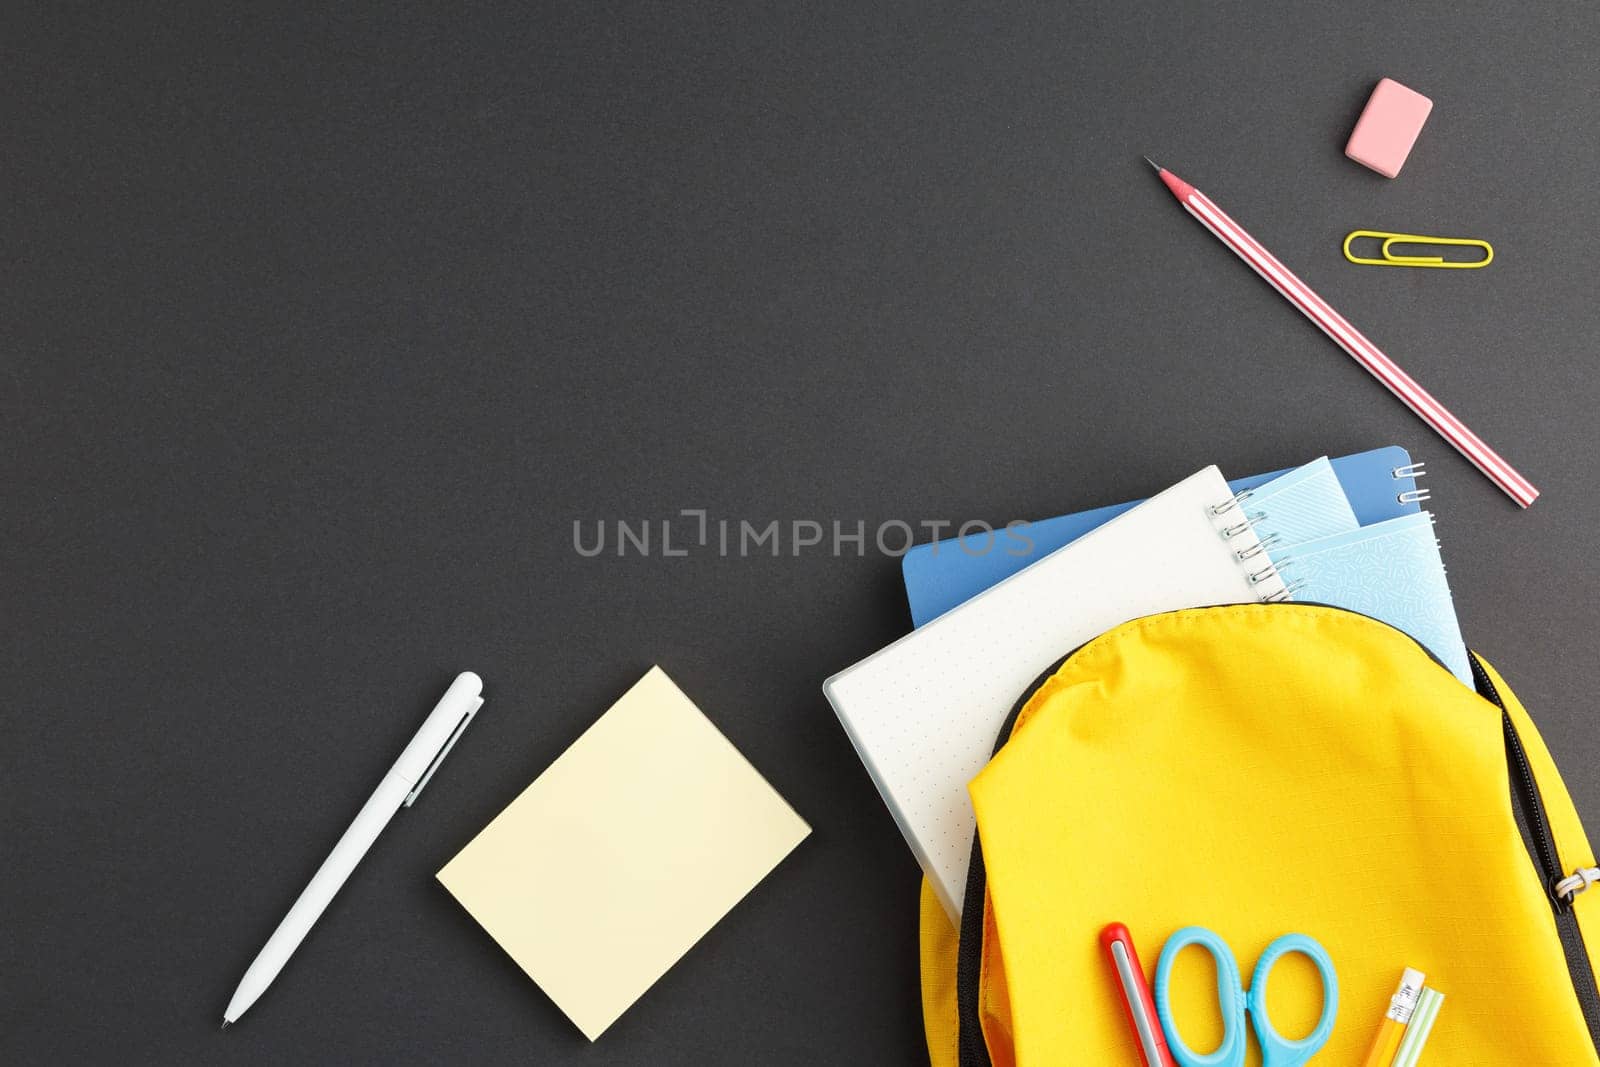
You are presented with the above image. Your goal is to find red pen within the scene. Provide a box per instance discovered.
[1100,923,1177,1067]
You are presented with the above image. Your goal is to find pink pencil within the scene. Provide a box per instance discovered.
[1146,158,1538,509]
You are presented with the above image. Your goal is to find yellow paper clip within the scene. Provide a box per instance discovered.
[1343,230,1494,269]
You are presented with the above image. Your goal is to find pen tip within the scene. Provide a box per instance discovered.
[220,1020,232,1031]
[1143,156,1162,173]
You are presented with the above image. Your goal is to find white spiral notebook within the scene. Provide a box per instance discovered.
[823,466,1286,918]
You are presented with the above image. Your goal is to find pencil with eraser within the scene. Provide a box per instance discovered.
[1361,967,1426,1067]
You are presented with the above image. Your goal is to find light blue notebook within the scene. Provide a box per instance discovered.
[1239,457,1360,560]
[1281,511,1472,685]
[902,446,1424,627]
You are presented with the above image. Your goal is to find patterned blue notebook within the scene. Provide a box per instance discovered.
[1240,457,1360,559]
[1279,511,1471,685]
[902,446,1424,627]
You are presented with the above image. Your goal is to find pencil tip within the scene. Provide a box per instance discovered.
[1143,156,1162,173]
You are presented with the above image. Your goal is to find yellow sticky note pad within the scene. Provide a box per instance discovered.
[437,666,810,1040]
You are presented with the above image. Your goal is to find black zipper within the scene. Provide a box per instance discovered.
[1469,650,1600,1048]
[956,652,1071,1067]
[953,606,1600,1064]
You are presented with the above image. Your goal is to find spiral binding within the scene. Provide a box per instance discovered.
[1266,578,1306,602]
[1246,562,1277,585]
[1207,488,1255,517]
[1394,461,1430,504]
[1209,494,1285,602]
[1218,507,1269,540]
[1234,533,1282,562]
[1211,457,1430,604]
[1219,518,1253,539]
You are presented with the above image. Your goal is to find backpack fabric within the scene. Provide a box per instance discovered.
[920,603,1600,1065]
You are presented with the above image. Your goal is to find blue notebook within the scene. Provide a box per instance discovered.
[902,446,1423,627]
[1280,511,1471,685]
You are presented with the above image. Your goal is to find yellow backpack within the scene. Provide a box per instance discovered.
[920,603,1600,1065]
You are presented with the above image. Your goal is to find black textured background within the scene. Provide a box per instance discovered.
[4,3,1598,1064]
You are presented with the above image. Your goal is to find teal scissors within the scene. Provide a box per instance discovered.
[1153,927,1338,1067]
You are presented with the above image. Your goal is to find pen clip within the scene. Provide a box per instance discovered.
[403,697,482,807]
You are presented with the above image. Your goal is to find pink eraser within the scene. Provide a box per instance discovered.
[1345,78,1433,178]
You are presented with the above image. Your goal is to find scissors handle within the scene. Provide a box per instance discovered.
[1154,926,1247,1067]
[1248,934,1338,1067]
[1154,928,1338,1067]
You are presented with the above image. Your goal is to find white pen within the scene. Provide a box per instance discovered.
[222,672,485,1027]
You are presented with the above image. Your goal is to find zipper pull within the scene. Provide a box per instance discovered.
[1556,867,1600,904]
